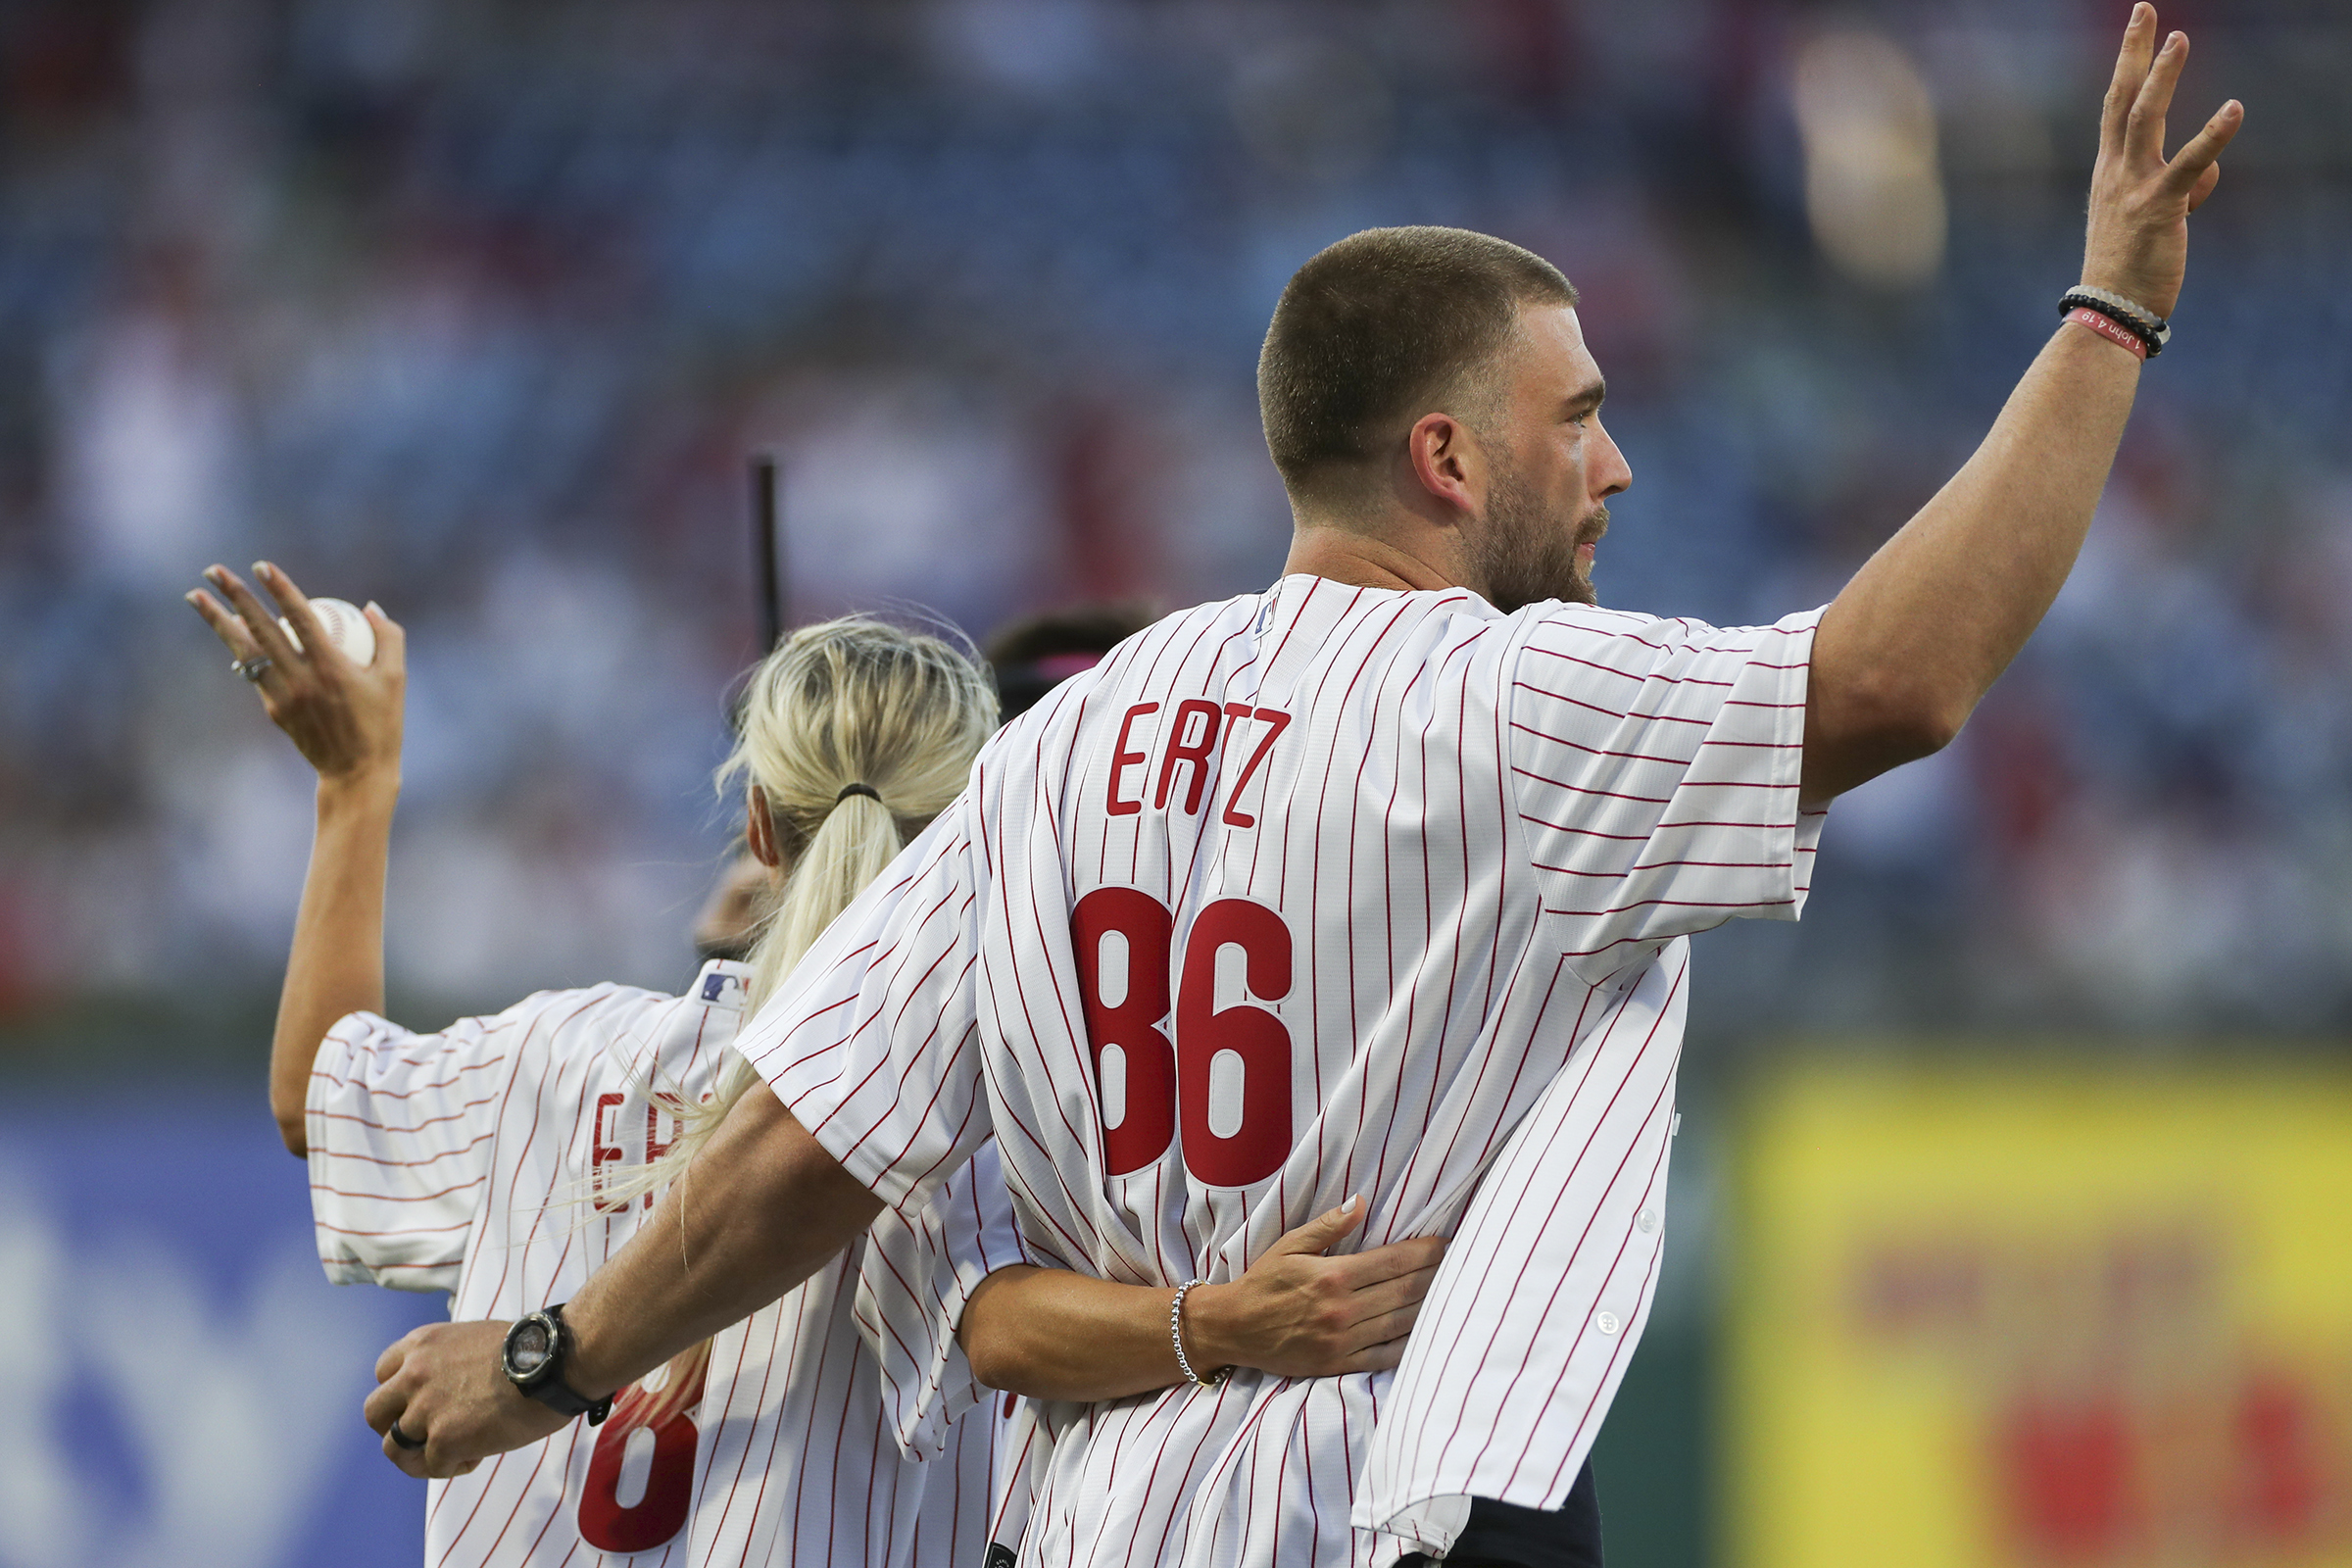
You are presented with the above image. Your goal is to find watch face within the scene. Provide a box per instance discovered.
[506,1318,555,1379]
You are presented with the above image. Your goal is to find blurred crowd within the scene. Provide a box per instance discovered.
[2,0,2348,1051]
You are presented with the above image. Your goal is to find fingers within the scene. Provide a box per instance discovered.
[1265,1194,1366,1258]
[381,1428,429,1478]
[186,588,266,663]
[2184,158,2222,214]
[1348,1297,1428,1348]
[367,601,409,675]
[2161,99,2242,197]
[1345,1337,1409,1375]
[379,1429,472,1480]
[1349,1235,1447,1280]
[1315,1234,1445,1294]
[2124,29,2189,164]
[188,579,290,706]
[373,1332,417,1386]
[1345,1260,1445,1325]
[367,1342,444,1479]
[258,562,338,670]
[203,565,302,671]
[364,1372,410,1432]
[2101,4,2159,150]
[367,1384,431,1479]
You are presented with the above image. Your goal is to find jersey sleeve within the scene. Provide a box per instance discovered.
[740,801,992,1211]
[1506,605,1828,982]
[855,1140,1029,1459]
[304,1007,514,1294]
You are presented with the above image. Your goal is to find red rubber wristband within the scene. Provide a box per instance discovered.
[2065,306,2149,362]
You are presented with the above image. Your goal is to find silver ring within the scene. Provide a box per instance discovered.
[389,1420,425,1450]
[232,656,273,683]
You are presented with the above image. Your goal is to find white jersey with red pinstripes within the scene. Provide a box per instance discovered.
[305,961,1024,1568]
[684,1140,1025,1568]
[1351,939,1691,1554]
[741,574,1829,1568]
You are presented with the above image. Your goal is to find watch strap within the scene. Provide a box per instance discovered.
[504,1303,613,1425]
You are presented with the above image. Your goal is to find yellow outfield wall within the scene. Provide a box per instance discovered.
[1730,1059,2352,1568]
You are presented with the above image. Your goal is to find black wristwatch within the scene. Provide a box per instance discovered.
[501,1303,612,1425]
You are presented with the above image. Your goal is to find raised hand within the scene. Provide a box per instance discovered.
[1186,1196,1448,1380]
[188,562,407,784]
[2082,3,2242,320]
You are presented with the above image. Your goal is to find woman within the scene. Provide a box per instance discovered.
[190,562,1444,1568]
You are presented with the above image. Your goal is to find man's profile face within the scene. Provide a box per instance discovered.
[1462,303,1631,613]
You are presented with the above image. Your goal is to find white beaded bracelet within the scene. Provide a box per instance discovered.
[1170,1279,1227,1388]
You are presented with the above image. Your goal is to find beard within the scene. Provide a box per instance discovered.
[1469,461,1609,613]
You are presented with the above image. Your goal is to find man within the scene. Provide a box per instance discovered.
[366,13,2236,1566]
[985,603,1160,721]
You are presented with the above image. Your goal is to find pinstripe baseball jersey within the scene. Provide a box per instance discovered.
[744,574,1828,1567]
[685,1141,1026,1568]
[306,961,1022,1568]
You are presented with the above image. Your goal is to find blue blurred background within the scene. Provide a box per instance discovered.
[0,1,2344,1565]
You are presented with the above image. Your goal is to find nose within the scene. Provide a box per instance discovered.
[1592,417,1632,500]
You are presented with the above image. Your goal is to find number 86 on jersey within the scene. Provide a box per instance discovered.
[1071,887,1295,1189]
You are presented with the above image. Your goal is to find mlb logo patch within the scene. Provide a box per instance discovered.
[702,970,742,1004]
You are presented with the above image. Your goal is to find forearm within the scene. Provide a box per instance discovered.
[272,770,399,1152]
[961,1266,1207,1400]
[564,1084,884,1398]
[957,1216,1434,1399]
[1802,323,2139,802]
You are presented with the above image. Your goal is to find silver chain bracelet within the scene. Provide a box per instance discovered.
[1170,1279,1227,1388]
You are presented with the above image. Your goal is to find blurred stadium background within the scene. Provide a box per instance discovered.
[1,1,2346,1565]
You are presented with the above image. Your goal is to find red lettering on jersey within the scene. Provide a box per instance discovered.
[643,1102,677,1211]
[1219,706,1292,828]
[578,1348,709,1551]
[1153,699,1223,814]
[1071,887,1177,1174]
[1106,703,1159,816]
[1073,887,1295,1186]
[592,1093,627,1214]
[1176,898,1294,1186]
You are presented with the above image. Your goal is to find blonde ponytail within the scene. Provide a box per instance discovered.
[742,787,903,1013]
[599,615,996,1210]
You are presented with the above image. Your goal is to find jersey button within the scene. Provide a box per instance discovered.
[1594,1310,1621,1337]
[1636,1208,1658,1234]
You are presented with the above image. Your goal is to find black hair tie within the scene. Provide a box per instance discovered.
[835,782,881,806]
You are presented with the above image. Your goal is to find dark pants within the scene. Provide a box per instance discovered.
[1396,1461,1602,1568]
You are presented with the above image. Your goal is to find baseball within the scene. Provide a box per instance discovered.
[279,597,377,667]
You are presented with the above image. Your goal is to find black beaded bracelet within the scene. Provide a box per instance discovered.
[2058,288,2169,357]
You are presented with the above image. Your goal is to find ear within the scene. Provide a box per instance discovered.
[1404,411,1487,519]
[745,785,785,869]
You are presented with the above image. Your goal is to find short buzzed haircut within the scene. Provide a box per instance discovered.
[1258,226,1576,496]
